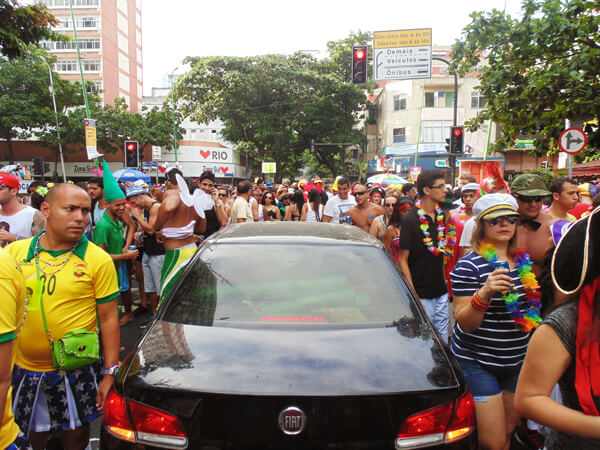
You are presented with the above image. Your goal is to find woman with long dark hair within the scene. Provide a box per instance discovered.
[515,207,600,448]
[383,196,414,260]
[301,188,324,222]
[284,189,304,221]
[451,194,542,450]
[261,190,281,221]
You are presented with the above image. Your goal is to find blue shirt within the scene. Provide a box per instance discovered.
[450,251,531,369]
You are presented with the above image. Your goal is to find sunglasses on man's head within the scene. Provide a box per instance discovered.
[515,194,547,203]
[484,216,519,226]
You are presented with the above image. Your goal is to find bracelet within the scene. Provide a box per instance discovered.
[471,291,489,312]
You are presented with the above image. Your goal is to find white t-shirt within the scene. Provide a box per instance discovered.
[323,195,356,224]
[459,216,476,248]
[0,206,37,246]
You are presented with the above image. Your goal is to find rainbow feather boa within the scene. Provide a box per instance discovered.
[480,243,542,332]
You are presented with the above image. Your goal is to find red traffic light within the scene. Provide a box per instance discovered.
[126,143,136,151]
[354,48,366,60]
[453,127,464,137]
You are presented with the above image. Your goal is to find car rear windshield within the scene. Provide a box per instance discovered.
[161,243,417,327]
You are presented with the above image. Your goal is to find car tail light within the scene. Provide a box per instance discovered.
[395,390,475,449]
[104,388,188,449]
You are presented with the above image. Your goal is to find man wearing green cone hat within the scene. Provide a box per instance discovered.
[93,160,139,325]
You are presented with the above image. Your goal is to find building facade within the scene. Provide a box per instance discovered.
[366,47,499,176]
[40,0,143,112]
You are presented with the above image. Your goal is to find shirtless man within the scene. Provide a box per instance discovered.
[153,168,205,300]
[346,184,384,232]
[510,174,555,277]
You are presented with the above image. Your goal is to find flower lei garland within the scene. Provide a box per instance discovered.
[457,205,468,224]
[417,202,456,264]
[480,243,543,332]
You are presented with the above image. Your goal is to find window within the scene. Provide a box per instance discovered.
[393,94,407,111]
[162,244,416,327]
[471,91,485,108]
[87,81,103,93]
[53,38,100,51]
[45,0,99,6]
[53,59,78,72]
[425,91,454,108]
[425,92,434,107]
[53,59,100,72]
[393,128,406,144]
[82,59,100,72]
[54,16,99,29]
[421,120,453,143]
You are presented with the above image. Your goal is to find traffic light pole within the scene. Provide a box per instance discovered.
[432,57,458,187]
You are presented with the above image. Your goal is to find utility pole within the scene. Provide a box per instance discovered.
[432,57,459,187]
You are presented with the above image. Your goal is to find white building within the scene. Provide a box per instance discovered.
[142,88,248,180]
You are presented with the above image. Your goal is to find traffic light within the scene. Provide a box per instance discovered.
[445,137,451,153]
[352,45,368,84]
[124,141,139,168]
[33,157,44,175]
[450,126,464,155]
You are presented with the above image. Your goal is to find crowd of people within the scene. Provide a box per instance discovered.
[0,162,598,449]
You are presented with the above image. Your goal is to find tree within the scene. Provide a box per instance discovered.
[0,53,57,162]
[174,50,367,179]
[0,0,64,59]
[451,0,600,160]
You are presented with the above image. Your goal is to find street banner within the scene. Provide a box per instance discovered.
[84,118,103,160]
[409,166,422,181]
[262,162,276,174]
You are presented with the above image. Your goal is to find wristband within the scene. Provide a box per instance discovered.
[102,364,119,376]
[471,291,489,312]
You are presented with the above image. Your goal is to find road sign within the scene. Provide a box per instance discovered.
[152,146,162,160]
[559,127,587,154]
[262,162,276,174]
[373,29,432,82]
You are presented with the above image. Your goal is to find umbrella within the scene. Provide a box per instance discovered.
[367,173,407,187]
[112,168,151,183]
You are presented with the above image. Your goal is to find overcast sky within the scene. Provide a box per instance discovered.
[141,0,522,95]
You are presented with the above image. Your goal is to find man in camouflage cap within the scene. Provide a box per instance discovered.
[511,173,555,276]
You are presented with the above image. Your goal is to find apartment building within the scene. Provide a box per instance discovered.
[40,0,143,112]
[367,47,498,173]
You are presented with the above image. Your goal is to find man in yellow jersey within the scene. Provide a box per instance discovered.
[6,184,119,450]
[0,248,29,449]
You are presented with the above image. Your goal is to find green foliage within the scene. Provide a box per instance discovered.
[525,167,567,188]
[0,0,65,59]
[174,36,369,179]
[452,0,600,160]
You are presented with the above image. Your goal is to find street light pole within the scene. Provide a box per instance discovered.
[432,56,459,187]
[169,66,182,163]
[39,55,67,182]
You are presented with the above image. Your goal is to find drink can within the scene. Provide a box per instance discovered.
[129,245,137,251]
[494,261,509,270]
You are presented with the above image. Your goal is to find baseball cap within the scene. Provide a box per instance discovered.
[510,174,551,196]
[126,185,148,198]
[0,173,20,189]
[473,193,520,222]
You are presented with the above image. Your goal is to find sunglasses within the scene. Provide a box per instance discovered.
[484,216,519,226]
[384,203,396,207]
[515,194,546,203]
[265,196,273,199]
[218,193,227,197]
[354,191,368,196]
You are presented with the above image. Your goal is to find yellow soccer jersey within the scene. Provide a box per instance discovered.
[0,247,25,449]
[6,234,119,372]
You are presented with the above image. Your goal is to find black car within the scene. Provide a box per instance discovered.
[101,222,476,449]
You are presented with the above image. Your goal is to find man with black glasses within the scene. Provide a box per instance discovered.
[511,174,554,276]
[197,171,228,238]
[398,171,452,342]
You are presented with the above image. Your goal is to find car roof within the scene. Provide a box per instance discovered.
[206,222,385,247]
